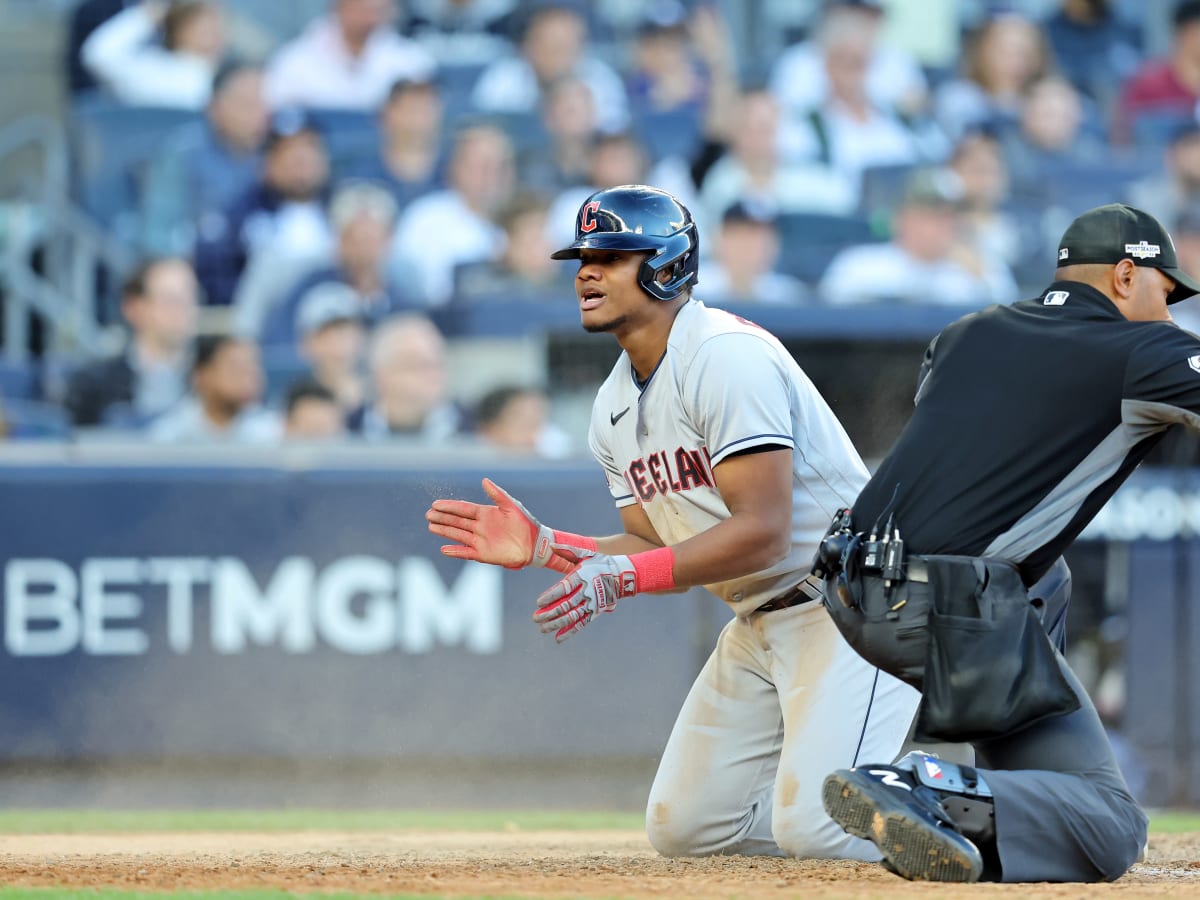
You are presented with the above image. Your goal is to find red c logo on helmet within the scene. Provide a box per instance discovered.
[579,201,601,233]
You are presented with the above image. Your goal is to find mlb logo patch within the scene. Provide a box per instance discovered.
[1126,241,1161,259]
[1043,290,1069,306]
[923,758,944,780]
[1189,355,1200,374]
[1058,248,1068,261]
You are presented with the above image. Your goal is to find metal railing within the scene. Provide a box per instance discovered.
[0,114,132,361]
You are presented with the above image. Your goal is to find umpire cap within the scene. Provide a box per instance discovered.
[1057,203,1200,305]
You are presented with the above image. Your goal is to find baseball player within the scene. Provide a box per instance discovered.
[812,204,1200,882]
[426,184,920,859]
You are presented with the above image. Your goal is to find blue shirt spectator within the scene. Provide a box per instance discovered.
[139,61,269,256]
[470,3,630,134]
[337,76,448,209]
[1044,0,1142,111]
[194,110,333,306]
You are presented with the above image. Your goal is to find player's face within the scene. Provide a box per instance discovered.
[574,249,652,333]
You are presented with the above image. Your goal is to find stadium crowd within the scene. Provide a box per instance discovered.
[0,0,1196,452]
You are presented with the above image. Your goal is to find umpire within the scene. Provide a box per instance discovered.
[814,203,1200,883]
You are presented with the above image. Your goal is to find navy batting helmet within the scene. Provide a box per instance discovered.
[551,184,699,301]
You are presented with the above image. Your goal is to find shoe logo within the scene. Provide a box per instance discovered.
[868,769,912,791]
[610,407,630,426]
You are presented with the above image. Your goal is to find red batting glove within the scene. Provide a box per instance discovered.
[426,478,596,573]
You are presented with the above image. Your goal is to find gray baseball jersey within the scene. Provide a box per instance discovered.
[588,298,869,617]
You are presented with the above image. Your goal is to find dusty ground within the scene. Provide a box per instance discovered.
[1,830,1199,898]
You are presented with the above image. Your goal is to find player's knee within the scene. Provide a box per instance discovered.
[645,802,708,857]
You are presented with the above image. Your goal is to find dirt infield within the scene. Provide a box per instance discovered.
[1,830,1198,898]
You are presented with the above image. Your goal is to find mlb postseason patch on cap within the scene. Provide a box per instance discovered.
[1125,241,1160,259]
[1190,355,1200,374]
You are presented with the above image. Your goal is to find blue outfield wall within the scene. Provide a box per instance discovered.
[0,458,1195,807]
[0,463,728,763]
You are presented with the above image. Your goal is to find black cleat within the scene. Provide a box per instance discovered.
[823,766,984,883]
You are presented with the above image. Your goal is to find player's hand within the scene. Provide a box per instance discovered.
[426,478,584,573]
[533,552,639,643]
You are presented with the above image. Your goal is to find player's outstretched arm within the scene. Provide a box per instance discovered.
[426,478,597,573]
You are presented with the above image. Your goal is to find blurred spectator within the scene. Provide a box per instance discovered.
[818,168,1018,307]
[1114,0,1200,145]
[1002,75,1111,200]
[259,181,414,345]
[947,131,1021,270]
[139,60,269,256]
[150,334,281,442]
[389,124,514,305]
[517,75,598,193]
[470,3,630,134]
[339,76,447,208]
[626,0,729,121]
[403,0,518,65]
[1169,204,1200,334]
[82,0,228,108]
[65,257,198,428]
[545,132,700,247]
[294,287,368,413]
[1044,0,1142,111]
[934,13,1053,141]
[699,203,808,306]
[705,87,857,223]
[264,0,435,110]
[779,15,946,199]
[769,0,928,120]
[474,384,571,458]
[283,377,347,440]
[195,109,333,307]
[66,0,134,95]
[1126,122,1200,226]
[455,191,575,302]
[348,314,469,440]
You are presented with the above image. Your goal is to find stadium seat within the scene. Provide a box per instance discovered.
[630,107,704,163]
[437,63,489,129]
[0,358,36,402]
[305,109,381,174]
[3,399,70,440]
[1131,110,1196,152]
[68,93,200,238]
[774,213,879,284]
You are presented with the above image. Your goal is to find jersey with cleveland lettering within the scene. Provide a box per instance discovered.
[587,299,868,617]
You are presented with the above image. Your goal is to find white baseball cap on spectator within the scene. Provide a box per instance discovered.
[296,283,362,337]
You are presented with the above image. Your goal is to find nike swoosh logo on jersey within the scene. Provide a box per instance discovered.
[610,407,630,426]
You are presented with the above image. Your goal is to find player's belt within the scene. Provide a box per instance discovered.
[756,575,824,613]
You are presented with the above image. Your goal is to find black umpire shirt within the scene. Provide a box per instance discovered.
[852,280,1200,585]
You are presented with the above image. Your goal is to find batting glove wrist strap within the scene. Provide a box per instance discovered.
[532,528,599,572]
